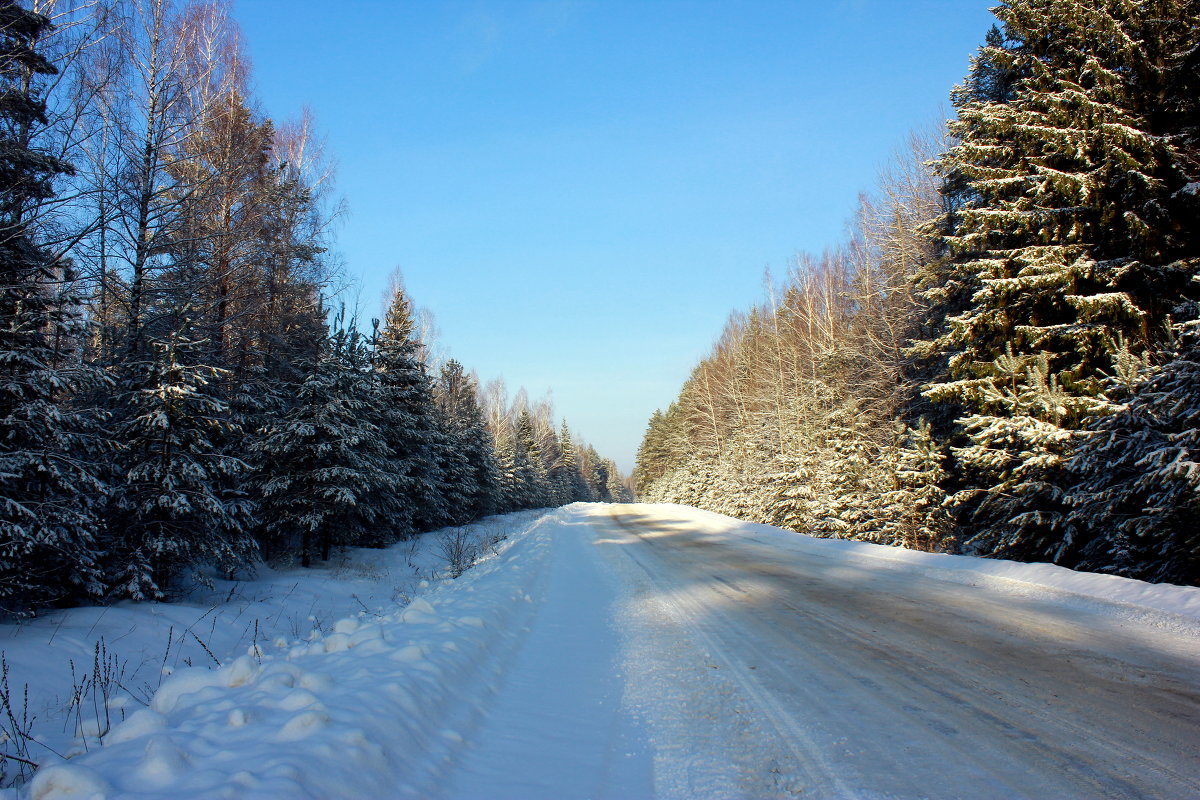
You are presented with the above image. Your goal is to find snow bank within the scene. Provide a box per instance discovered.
[642,503,1200,629]
[2,510,555,799]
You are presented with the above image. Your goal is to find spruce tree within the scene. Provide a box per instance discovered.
[915,0,1200,560]
[541,425,571,506]
[763,451,812,534]
[907,24,1023,435]
[432,420,473,527]
[106,331,255,599]
[492,427,522,512]
[632,409,668,497]
[237,296,327,557]
[513,408,551,508]
[585,445,611,502]
[876,420,953,552]
[435,360,500,520]
[604,459,628,503]
[554,422,591,503]
[0,3,109,610]
[1066,322,1200,584]
[374,287,447,532]
[809,405,886,540]
[254,325,399,566]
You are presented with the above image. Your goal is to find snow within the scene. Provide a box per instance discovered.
[596,504,1200,797]
[435,506,652,800]
[0,511,546,795]
[647,503,1200,626]
[4,503,1199,798]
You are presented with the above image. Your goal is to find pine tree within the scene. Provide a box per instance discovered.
[0,3,109,611]
[915,0,1200,560]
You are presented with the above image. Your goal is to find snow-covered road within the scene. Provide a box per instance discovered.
[22,503,1200,799]
[438,503,1200,799]
[587,505,1200,799]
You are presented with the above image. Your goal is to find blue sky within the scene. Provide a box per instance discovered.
[236,0,997,473]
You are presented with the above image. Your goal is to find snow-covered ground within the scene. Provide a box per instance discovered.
[0,510,548,797]
[7,503,1200,799]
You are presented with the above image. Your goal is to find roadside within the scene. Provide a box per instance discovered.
[2,510,549,798]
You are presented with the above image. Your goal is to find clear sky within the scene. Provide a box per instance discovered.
[235,0,997,473]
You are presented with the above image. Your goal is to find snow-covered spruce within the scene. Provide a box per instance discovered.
[106,331,255,600]
[911,0,1200,563]
[1066,322,1200,583]
[0,4,109,612]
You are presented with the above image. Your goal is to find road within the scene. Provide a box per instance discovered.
[442,503,1200,800]
[22,503,1200,799]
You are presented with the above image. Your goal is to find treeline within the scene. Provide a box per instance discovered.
[635,0,1200,585]
[0,0,624,615]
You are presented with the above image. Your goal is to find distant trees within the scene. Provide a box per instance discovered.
[0,0,626,615]
[636,132,948,549]
[476,379,625,512]
[636,0,1200,585]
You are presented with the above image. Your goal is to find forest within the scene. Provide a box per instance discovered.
[0,0,628,616]
[635,0,1200,585]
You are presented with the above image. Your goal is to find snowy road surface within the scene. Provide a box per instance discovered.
[23,504,1200,799]
[589,505,1200,799]
[442,503,1200,800]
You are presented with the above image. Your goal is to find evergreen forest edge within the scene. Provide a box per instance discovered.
[0,0,630,616]
[634,0,1200,587]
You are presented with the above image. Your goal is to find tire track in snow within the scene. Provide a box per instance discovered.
[602,505,1200,799]
[604,509,857,798]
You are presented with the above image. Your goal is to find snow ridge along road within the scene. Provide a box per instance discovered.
[21,503,1200,799]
